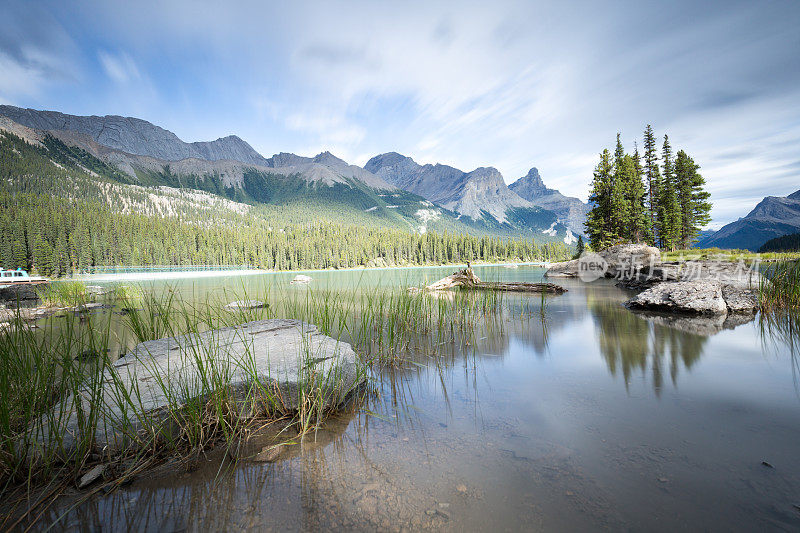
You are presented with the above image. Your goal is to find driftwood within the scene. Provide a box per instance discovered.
[424,268,567,294]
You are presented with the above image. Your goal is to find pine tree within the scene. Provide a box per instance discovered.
[611,134,629,239]
[630,143,651,243]
[675,150,712,248]
[657,135,682,250]
[642,125,661,244]
[585,149,618,249]
[620,154,650,243]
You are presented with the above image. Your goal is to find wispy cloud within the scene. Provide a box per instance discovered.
[98,50,141,84]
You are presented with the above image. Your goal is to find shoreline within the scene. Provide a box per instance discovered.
[63,261,553,283]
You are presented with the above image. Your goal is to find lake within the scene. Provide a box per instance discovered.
[36,265,800,531]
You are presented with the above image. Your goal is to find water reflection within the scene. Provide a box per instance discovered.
[18,269,800,531]
[759,311,800,394]
[588,298,706,394]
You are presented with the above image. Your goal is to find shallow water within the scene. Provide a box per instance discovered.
[36,266,800,531]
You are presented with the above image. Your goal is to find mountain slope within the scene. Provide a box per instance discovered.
[696,189,800,251]
[509,167,590,235]
[0,105,269,166]
[365,152,571,241]
[0,115,567,242]
[0,106,573,244]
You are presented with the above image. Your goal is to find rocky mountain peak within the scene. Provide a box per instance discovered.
[0,104,268,166]
[788,189,800,201]
[313,151,348,167]
[510,167,550,197]
[268,152,310,168]
[509,167,589,235]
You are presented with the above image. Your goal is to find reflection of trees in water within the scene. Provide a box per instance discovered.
[588,297,706,394]
[759,311,800,395]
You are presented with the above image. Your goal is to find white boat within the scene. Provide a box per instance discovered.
[0,268,48,286]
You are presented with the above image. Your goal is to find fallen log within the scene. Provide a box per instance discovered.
[423,268,567,294]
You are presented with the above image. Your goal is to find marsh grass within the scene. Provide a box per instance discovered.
[0,278,549,527]
[36,281,89,307]
[759,260,800,311]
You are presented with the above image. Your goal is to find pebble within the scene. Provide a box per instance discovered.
[78,464,107,489]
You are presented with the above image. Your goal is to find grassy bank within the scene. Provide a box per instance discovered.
[0,279,525,523]
[662,248,800,262]
[759,260,800,311]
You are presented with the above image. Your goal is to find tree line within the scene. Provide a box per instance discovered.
[585,125,711,250]
[0,191,570,277]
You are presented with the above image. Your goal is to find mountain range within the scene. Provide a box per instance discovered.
[696,189,800,251]
[0,105,589,244]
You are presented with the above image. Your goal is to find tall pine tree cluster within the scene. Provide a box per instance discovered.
[585,125,711,251]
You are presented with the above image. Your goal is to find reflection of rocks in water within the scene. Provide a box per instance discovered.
[630,310,756,336]
[589,299,708,394]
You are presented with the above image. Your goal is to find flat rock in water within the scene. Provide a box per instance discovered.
[30,319,363,456]
[291,275,312,285]
[78,464,107,488]
[225,300,266,310]
[543,259,579,278]
[77,302,111,312]
[85,285,111,296]
[721,285,759,314]
[626,280,728,315]
[0,284,41,302]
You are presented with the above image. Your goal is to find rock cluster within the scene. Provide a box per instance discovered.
[545,244,762,315]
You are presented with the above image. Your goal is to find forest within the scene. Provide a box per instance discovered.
[0,191,569,277]
[585,125,712,250]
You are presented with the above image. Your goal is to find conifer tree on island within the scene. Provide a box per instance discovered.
[584,128,712,251]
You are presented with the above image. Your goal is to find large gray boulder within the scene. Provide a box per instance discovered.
[601,244,662,278]
[544,244,661,279]
[626,280,728,315]
[30,319,364,456]
[626,279,759,315]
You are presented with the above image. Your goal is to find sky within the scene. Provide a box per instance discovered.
[1,0,799,228]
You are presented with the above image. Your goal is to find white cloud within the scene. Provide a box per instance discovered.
[98,50,141,83]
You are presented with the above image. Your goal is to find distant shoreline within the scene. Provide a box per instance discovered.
[66,261,552,282]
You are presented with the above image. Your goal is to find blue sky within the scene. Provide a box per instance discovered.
[1,0,799,227]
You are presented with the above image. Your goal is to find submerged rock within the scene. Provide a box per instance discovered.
[30,319,364,456]
[85,285,112,296]
[224,300,266,310]
[0,284,41,302]
[291,274,313,285]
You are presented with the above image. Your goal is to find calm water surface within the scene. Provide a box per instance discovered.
[42,265,800,531]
